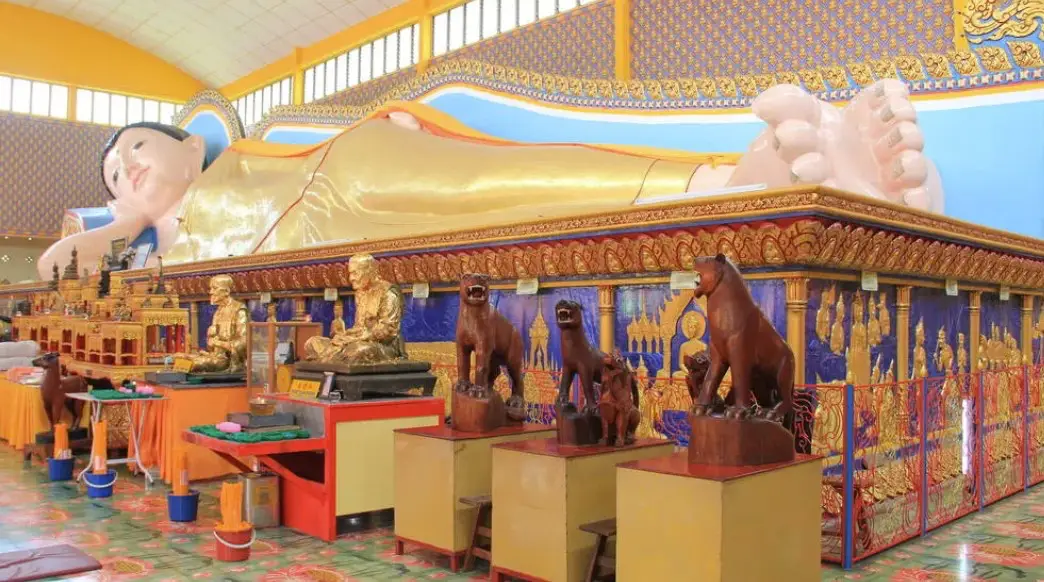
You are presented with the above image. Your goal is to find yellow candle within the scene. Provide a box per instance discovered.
[91,420,107,475]
[217,481,249,532]
[173,450,190,496]
[53,423,69,459]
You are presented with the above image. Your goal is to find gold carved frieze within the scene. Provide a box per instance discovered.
[165,217,1044,297]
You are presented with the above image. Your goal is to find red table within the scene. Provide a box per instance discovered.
[183,395,444,541]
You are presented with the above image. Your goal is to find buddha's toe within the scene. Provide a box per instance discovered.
[752,84,821,127]
[790,152,832,185]
[773,119,820,164]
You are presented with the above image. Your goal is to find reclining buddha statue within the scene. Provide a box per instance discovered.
[38,79,943,277]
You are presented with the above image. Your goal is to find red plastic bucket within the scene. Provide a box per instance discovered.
[213,527,255,562]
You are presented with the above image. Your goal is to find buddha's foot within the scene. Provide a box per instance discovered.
[744,80,941,212]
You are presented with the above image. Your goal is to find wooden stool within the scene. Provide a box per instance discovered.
[580,518,617,582]
[460,495,492,571]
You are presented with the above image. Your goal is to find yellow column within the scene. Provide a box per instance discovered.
[969,291,981,370]
[613,0,632,82]
[292,47,305,105]
[598,286,616,354]
[417,0,433,74]
[785,277,808,386]
[293,296,308,321]
[188,302,199,350]
[66,85,77,121]
[1022,295,1033,364]
[896,286,912,382]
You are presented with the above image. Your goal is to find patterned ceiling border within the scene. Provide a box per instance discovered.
[250,41,1044,135]
[172,89,245,140]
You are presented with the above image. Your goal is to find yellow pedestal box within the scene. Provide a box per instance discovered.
[617,452,822,582]
[491,438,674,582]
[393,424,556,571]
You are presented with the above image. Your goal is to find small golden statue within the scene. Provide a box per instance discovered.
[178,275,248,373]
[304,254,407,365]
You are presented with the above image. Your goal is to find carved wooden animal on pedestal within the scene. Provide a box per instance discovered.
[554,300,604,411]
[33,352,87,432]
[452,379,515,432]
[455,274,526,418]
[598,352,640,446]
[684,350,792,430]
[689,254,795,423]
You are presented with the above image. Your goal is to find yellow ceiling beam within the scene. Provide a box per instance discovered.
[0,3,203,102]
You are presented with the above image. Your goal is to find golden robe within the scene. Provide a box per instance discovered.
[165,103,737,263]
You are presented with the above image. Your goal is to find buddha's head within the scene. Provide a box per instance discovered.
[347,254,379,291]
[208,275,234,306]
[101,122,209,223]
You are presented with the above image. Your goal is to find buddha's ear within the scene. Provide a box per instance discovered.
[184,134,207,176]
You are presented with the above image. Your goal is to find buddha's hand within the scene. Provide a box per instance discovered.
[733,80,943,213]
[108,196,153,230]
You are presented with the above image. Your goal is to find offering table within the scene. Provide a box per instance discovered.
[183,394,444,541]
[132,382,249,482]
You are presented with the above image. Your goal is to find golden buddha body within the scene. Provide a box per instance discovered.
[304,254,407,365]
[180,275,248,373]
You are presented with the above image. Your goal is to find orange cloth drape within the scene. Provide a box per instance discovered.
[130,385,248,483]
[0,378,87,450]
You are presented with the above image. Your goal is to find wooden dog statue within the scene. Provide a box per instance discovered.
[33,352,87,433]
[554,300,604,411]
[455,274,526,420]
[598,351,640,446]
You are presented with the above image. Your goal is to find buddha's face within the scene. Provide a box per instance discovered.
[102,127,205,223]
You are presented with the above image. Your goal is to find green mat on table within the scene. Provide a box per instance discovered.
[89,389,162,400]
[189,425,311,443]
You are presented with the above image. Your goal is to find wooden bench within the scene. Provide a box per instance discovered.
[580,518,617,582]
[460,495,493,571]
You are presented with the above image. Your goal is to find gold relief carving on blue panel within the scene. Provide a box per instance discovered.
[1010,40,1044,67]
[624,289,710,440]
[977,45,1015,71]
[963,0,1044,42]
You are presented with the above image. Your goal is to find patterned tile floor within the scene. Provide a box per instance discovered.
[2,447,1044,581]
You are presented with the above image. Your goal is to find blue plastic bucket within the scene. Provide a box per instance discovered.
[168,490,200,522]
[83,469,117,498]
[47,457,74,482]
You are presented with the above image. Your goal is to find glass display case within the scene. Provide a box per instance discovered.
[246,321,322,400]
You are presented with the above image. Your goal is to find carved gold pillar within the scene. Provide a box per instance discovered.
[188,302,199,350]
[293,296,307,321]
[1022,295,1034,364]
[969,291,981,370]
[896,286,912,382]
[598,286,616,355]
[785,277,808,387]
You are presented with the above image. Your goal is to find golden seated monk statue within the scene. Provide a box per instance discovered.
[304,254,408,366]
[178,274,248,373]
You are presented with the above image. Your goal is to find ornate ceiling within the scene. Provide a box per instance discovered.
[7,0,409,87]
